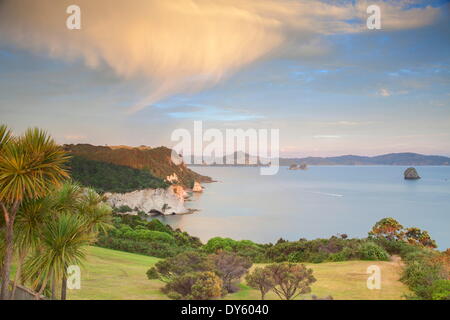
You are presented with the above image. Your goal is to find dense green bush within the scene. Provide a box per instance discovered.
[374,238,413,255]
[202,236,388,264]
[97,236,182,258]
[203,237,265,262]
[400,249,447,300]
[358,242,389,261]
[264,237,363,263]
[329,247,355,262]
[96,214,202,258]
[430,280,450,300]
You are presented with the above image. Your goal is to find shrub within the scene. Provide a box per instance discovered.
[212,251,252,293]
[368,217,404,241]
[358,242,389,261]
[147,251,215,283]
[309,252,329,263]
[203,237,264,262]
[264,263,316,300]
[191,272,224,300]
[329,247,354,262]
[245,267,274,300]
[146,219,172,233]
[430,280,450,300]
[123,229,176,243]
[164,271,223,300]
[96,214,202,258]
[401,254,446,300]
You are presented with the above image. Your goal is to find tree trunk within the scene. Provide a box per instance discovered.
[0,215,13,300]
[61,274,67,300]
[36,272,50,300]
[11,249,28,299]
[51,272,56,300]
[0,201,19,300]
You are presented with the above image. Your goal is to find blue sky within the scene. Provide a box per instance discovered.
[0,0,449,157]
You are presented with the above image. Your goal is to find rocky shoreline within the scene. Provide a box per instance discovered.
[105,181,204,216]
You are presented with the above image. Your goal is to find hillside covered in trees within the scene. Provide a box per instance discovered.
[68,155,169,193]
[64,144,212,188]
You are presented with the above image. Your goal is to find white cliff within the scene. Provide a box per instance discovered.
[105,185,189,215]
[192,181,203,192]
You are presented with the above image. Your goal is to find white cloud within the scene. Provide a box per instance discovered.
[0,0,441,112]
[379,88,391,97]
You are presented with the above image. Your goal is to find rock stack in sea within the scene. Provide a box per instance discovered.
[192,181,203,192]
[289,163,308,170]
[404,167,421,180]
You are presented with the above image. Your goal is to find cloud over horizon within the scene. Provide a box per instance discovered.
[0,0,442,113]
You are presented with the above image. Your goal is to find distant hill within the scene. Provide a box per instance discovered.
[68,155,169,193]
[280,153,450,166]
[64,144,212,188]
[190,152,450,166]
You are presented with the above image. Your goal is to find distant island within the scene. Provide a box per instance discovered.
[191,152,450,167]
[280,153,450,166]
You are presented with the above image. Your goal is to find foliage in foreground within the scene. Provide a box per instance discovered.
[370,218,449,300]
[369,217,437,248]
[0,125,70,300]
[204,235,390,264]
[147,251,252,299]
[246,263,316,300]
[96,214,202,258]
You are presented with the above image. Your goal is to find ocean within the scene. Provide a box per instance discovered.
[156,166,450,249]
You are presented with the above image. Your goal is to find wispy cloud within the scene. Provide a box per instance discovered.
[0,0,441,112]
[164,104,264,121]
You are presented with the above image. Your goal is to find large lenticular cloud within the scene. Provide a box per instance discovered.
[0,0,439,112]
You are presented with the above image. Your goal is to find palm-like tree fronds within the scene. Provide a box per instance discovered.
[48,181,82,213]
[0,128,70,204]
[23,212,93,293]
[77,188,113,236]
[0,124,12,151]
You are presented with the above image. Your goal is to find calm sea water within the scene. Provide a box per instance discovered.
[156,166,450,249]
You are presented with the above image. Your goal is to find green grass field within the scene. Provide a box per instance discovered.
[68,246,409,300]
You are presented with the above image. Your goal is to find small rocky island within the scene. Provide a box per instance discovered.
[289,163,308,170]
[404,167,421,180]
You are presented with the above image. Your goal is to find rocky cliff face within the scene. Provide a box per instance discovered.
[105,185,189,215]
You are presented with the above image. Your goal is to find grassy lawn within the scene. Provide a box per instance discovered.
[227,260,409,300]
[68,246,409,300]
[68,246,166,300]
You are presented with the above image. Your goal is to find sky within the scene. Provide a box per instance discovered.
[0,0,449,157]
